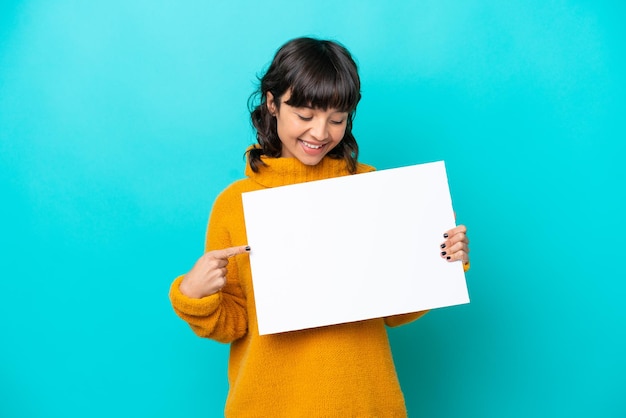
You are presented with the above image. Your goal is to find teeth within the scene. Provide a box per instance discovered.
[302,141,323,149]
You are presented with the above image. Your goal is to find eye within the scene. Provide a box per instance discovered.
[296,113,313,121]
[330,119,346,125]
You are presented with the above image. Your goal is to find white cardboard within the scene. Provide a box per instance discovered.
[241,161,469,335]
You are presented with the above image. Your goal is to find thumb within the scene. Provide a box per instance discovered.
[209,245,250,260]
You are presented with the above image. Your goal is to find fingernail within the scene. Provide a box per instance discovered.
[446,256,451,260]
[245,246,250,251]
[441,251,447,256]
[443,233,449,238]
[440,243,446,249]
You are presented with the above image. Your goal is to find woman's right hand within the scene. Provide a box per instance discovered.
[179,245,250,299]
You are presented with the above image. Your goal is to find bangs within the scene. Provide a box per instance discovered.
[282,48,360,112]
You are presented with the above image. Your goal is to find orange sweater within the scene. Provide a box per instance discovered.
[170,155,428,417]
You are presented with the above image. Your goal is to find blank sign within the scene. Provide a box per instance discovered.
[242,161,470,335]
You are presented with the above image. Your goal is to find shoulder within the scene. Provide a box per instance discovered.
[207,178,256,234]
[218,178,254,196]
[355,162,376,174]
[211,177,267,211]
[214,178,254,205]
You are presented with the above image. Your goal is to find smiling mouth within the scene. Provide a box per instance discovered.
[301,140,324,149]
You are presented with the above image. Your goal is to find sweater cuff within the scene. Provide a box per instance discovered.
[169,275,222,316]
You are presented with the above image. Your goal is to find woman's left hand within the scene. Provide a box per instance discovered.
[440,225,470,270]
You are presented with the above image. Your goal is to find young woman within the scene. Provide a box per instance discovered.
[170,37,470,417]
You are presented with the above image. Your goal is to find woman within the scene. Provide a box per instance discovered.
[170,37,470,417]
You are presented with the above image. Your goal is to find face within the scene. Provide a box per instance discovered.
[267,91,349,166]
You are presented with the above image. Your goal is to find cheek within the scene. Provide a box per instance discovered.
[330,125,348,142]
[276,117,303,139]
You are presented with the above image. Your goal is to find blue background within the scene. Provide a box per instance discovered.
[1,1,624,417]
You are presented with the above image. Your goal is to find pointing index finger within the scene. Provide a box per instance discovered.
[209,245,250,260]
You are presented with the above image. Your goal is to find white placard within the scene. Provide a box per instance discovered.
[242,161,469,335]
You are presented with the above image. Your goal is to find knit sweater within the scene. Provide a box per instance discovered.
[170,155,428,417]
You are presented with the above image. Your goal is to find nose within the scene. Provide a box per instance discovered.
[309,119,329,141]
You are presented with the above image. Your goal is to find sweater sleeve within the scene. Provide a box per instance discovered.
[384,310,429,327]
[169,189,249,343]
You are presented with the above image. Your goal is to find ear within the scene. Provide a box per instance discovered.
[266,92,276,116]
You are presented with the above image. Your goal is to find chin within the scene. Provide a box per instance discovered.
[297,153,326,166]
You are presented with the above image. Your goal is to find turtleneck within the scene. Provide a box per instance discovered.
[245,155,375,188]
